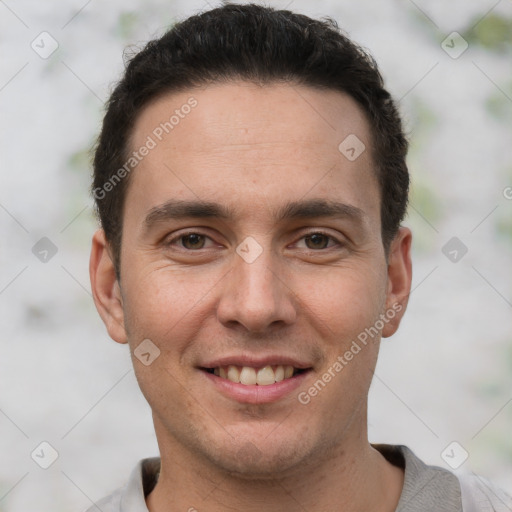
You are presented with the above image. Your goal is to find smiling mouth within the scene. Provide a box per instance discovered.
[202,365,309,386]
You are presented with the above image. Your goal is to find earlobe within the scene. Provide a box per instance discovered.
[89,229,128,344]
[382,227,412,338]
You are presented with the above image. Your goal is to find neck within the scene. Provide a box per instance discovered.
[146,421,404,512]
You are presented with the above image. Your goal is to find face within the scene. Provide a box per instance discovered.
[90,81,412,478]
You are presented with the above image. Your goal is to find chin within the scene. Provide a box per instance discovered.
[207,443,307,479]
[196,425,324,480]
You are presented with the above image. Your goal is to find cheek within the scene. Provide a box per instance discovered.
[120,267,216,414]
[296,264,388,345]
[121,256,387,350]
[292,269,386,429]
[121,265,222,349]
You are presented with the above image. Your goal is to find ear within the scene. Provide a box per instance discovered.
[89,229,128,344]
[382,227,412,338]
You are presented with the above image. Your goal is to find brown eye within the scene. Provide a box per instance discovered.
[304,233,331,250]
[180,233,206,250]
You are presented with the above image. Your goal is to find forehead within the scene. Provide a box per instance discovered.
[125,81,379,228]
[133,81,371,152]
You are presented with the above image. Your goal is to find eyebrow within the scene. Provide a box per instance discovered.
[144,198,365,230]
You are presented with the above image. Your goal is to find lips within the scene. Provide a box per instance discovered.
[204,364,302,385]
[201,362,312,404]
[199,355,312,389]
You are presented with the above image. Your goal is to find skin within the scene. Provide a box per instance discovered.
[90,81,412,511]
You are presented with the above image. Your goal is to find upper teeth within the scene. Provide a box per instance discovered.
[213,365,295,385]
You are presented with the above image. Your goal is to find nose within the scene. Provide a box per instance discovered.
[216,241,297,333]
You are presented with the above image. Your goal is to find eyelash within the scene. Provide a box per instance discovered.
[165,230,343,251]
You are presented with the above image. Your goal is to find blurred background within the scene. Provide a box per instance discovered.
[1,0,511,510]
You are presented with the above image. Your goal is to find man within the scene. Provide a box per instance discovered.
[88,3,511,511]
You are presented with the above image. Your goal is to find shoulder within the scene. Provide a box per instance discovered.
[84,457,160,512]
[458,473,512,512]
[374,444,512,512]
[374,444,462,510]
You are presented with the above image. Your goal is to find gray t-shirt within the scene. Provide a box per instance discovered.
[86,444,512,511]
